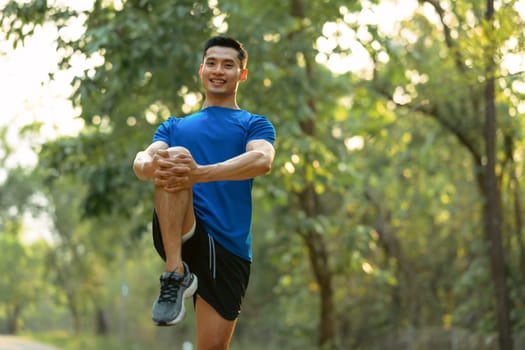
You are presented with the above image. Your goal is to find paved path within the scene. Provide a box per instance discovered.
[0,336,61,350]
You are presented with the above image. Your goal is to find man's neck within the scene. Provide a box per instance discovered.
[201,95,240,110]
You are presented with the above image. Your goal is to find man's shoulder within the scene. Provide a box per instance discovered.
[247,112,275,129]
[238,109,271,122]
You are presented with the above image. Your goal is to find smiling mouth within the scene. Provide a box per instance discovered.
[210,79,226,84]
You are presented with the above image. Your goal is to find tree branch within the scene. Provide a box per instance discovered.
[420,0,465,73]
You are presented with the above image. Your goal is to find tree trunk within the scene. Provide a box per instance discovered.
[66,291,81,333]
[505,136,525,282]
[6,304,21,334]
[300,185,336,348]
[289,0,337,347]
[96,307,110,334]
[365,189,403,324]
[511,176,525,283]
[479,170,514,350]
[483,1,513,348]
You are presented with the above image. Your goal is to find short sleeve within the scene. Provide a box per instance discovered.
[152,118,173,144]
[247,116,276,145]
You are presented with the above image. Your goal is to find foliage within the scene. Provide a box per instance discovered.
[0,234,47,334]
[1,0,525,349]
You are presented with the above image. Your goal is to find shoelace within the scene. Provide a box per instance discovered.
[158,275,180,303]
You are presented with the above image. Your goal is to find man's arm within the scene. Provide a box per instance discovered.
[136,139,275,192]
[194,139,275,183]
[133,141,169,180]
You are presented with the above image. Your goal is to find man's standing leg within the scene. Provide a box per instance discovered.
[195,296,237,350]
[151,183,197,326]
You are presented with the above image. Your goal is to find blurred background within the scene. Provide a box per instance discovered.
[1,0,525,349]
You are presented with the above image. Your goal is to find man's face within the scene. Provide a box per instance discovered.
[199,46,247,96]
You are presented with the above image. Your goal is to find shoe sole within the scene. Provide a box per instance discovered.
[154,274,198,326]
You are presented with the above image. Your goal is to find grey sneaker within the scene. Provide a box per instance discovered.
[152,262,198,326]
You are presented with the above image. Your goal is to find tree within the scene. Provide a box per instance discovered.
[2,1,525,349]
[483,0,513,348]
[0,223,47,334]
[2,0,357,347]
[353,0,524,347]
[0,231,24,334]
[219,0,370,346]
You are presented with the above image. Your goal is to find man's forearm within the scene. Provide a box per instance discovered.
[196,149,273,183]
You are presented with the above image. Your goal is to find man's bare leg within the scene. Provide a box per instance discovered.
[195,296,237,350]
[154,185,194,273]
[151,184,197,326]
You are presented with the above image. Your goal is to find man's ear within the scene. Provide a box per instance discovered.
[199,64,203,76]
[240,69,248,81]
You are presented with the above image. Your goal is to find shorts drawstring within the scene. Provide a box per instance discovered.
[208,234,217,279]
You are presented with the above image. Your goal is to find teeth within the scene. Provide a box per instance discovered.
[211,79,225,83]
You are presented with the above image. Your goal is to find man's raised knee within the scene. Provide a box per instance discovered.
[167,146,191,157]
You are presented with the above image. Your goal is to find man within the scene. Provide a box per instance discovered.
[133,36,276,349]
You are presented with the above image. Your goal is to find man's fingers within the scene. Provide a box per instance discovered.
[155,157,192,168]
[154,174,190,186]
[154,167,191,179]
[156,149,191,161]
[156,149,170,157]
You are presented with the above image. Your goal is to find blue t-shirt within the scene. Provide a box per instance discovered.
[152,106,276,261]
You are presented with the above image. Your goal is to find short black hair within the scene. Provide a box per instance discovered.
[203,36,248,69]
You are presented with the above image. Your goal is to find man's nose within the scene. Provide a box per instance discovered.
[213,64,225,73]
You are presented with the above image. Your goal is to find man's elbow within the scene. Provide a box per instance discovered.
[133,163,144,180]
[258,163,272,175]
[133,161,150,181]
[256,152,273,175]
[262,158,273,173]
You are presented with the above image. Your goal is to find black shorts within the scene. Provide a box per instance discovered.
[152,211,251,321]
